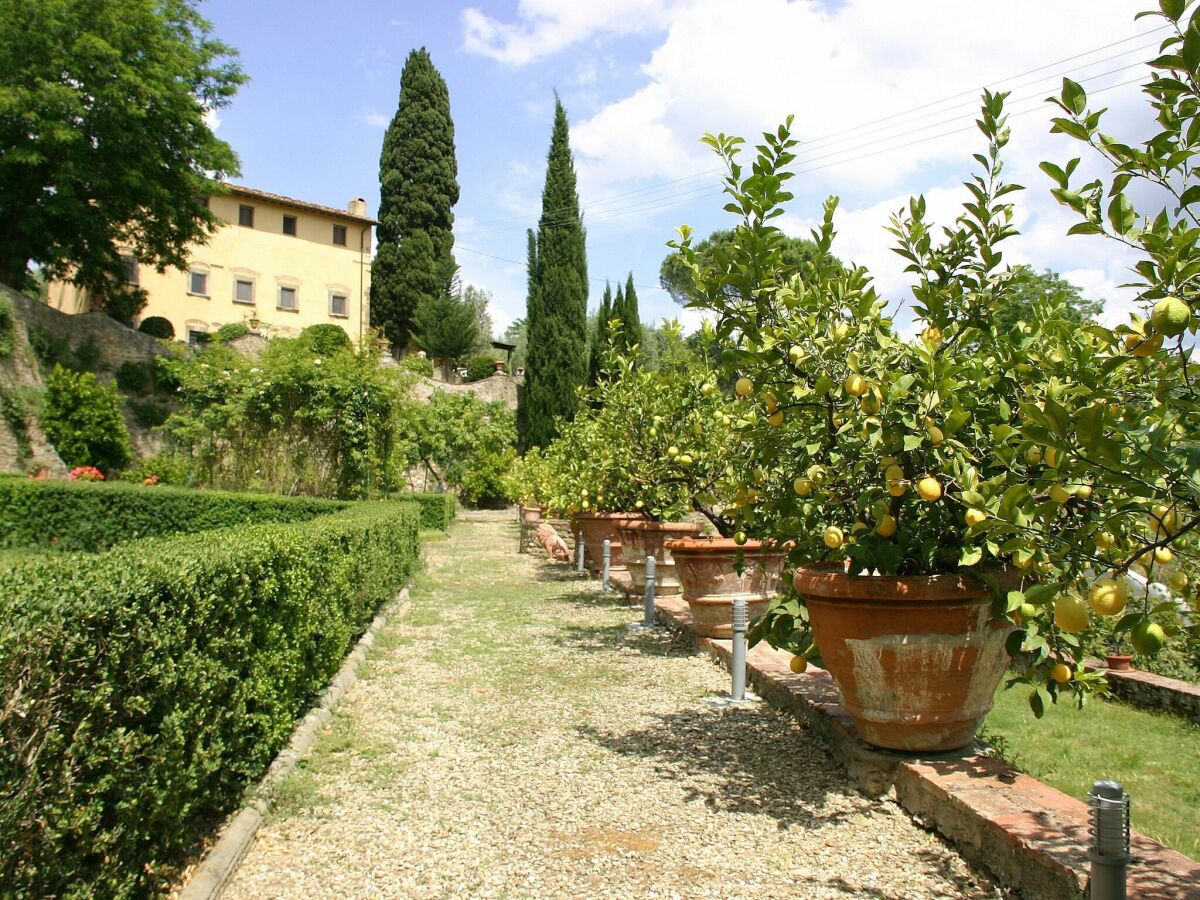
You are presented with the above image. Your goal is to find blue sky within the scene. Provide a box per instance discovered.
[202,0,1156,337]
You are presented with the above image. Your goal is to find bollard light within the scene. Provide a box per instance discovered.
[730,596,748,702]
[1088,780,1130,900]
[576,533,585,574]
[642,555,657,627]
[601,539,611,593]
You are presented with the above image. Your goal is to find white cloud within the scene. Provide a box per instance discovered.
[462,0,682,65]
[363,110,390,128]
[203,108,222,132]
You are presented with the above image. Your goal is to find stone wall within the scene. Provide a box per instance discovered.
[411,372,518,411]
[0,286,68,476]
[1085,659,1200,724]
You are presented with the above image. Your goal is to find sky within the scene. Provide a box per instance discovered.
[200,0,1160,339]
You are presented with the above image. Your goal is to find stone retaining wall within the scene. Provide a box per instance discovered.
[1086,659,1200,725]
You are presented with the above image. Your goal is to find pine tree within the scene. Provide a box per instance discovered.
[588,282,613,385]
[619,272,641,358]
[371,48,459,352]
[522,96,588,448]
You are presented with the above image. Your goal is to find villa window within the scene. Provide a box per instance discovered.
[332,224,347,246]
[234,278,255,304]
[329,292,348,318]
[278,286,298,311]
[238,204,254,228]
[188,270,209,296]
[122,257,139,285]
[282,214,297,236]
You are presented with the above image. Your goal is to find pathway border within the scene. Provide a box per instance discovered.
[625,583,1200,900]
[176,586,413,900]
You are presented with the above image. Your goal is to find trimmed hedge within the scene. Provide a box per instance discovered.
[0,500,420,897]
[404,491,457,530]
[0,477,346,552]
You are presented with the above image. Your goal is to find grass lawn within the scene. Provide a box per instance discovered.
[986,685,1200,861]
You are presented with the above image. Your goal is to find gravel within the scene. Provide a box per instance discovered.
[224,510,1007,899]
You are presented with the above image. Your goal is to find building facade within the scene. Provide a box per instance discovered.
[48,184,376,345]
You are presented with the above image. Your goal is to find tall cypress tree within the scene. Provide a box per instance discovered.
[620,272,641,357]
[588,282,613,385]
[522,96,588,448]
[371,48,458,352]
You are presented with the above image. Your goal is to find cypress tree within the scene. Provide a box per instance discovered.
[522,96,588,448]
[620,272,641,357]
[588,282,613,385]
[371,48,459,352]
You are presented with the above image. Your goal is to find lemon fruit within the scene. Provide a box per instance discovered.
[876,514,898,538]
[859,389,883,415]
[887,479,908,497]
[1125,331,1164,356]
[1131,620,1166,655]
[916,476,942,502]
[965,508,987,527]
[1087,577,1128,617]
[788,345,806,365]
[1170,570,1189,591]
[1049,484,1073,504]
[823,526,845,549]
[733,531,748,546]
[735,377,754,397]
[844,373,869,397]
[768,410,784,427]
[926,424,944,446]
[667,445,679,458]
[1154,546,1173,565]
[921,326,942,347]
[1024,446,1043,466]
[884,464,905,483]
[1151,295,1191,337]
[1051,663,1073,684]
[793,477,813,497]
[790,655,809,674]
[1054,593,1090,633]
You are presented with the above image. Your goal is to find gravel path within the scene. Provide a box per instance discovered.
[225,510,1006,899]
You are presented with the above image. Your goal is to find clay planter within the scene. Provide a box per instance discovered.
[521,505,544,525]
[616,521,703,596]
[575,511,645,574]
[1106,653,1134,672]
[793,563,1016,753]
[665,537,788,639]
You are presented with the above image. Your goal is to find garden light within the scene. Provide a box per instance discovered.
[1088,780,1130,900]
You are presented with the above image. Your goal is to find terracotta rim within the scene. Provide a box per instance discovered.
[574,511,646,522]
[619,520,702,534]
[793,561,1007,603]
[665,535,789,553]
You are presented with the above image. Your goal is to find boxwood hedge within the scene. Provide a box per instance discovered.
[404,491,457,530]
[0,476,346,552]
[0,500,420,897]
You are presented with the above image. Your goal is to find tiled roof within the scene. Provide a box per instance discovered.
[223,183,378,225]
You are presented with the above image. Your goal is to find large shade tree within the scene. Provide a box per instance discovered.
[371,48,459,352]
[0,0,245,321]
[522,96,588,448]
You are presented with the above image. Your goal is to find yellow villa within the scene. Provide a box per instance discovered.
[48,184,376,345]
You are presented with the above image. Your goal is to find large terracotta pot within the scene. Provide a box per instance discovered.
[617,521,703,596]
[793,564,1016,753]
[665,536,788,638]
[521,505,544,525]
[575,511,645,574]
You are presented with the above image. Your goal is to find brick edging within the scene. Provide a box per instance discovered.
[176,585,412,900]
[639,587,1200,899]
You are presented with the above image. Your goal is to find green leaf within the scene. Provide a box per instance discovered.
[1061,78,1087,115]
[1107,193,1137,236]
[960,546,983,566]
[1029,689,1045,719]
[903,434,923,451]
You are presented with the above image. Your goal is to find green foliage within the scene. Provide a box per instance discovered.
[215,321,251,342]
[119,451,192,487]
[0,293,14,359]
[115,360,156,394]
[413,289,478,361]
[397,353,434,377]
[0,0,245,310]
[402,491,457,530]
[588,283,613,386]
[297,323,351,356]
[614,274,641,359]
[523,98,589,448]
[0,477,344,552]
[502,317,527,370]
[465,353,499,382]
[0,499,420,896]
[462,284,497,357]
[458,448,517,507]
[371,48,459,350]
[138,316,176,340]
[25,325,69,369]
[39,364,131,472]
[127,397,170,428]
[71,335,100,371]
[994,265,1103,333]
[394,390,517,496]
[0,389,32,464]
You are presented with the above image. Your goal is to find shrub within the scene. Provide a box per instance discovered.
[115,360,156,394]
[459,447,516,507]
[127,397,171,428]
[215,322,250,342]
[0,293,14,359]
[298,323,351,356]
[71,335,100,371]
[397,353,433,376]
[138,316,175,340]
[39,364,132,472]
[119,451,191,486]
[0,500,420,896]
[0,478,345,552]
[403,491,457,530]
[25,325,70,368]
[465,353,498,382]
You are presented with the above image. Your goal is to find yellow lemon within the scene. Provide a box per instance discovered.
[1151,295,1191,337]
[921,326,942,347]
[876,514,898,538]
[859,389,883,415]
[1087,577,1128,617]
[807,464,827,484]
[884,464,905,483]
[823,526,845,549]
[1044,446,1060,468]
[793,477,813,497]
[1125,331,1164,356]
[1169,570,1189,591]
[1155,546,1173,565]
[916,476,942,502]
[1051,663,1073,684]
[887,479,908,497]
[965,508,987,527]
[733,531,748,546]
[768,410,784,427]
[790,655,809,674]
[667,445,679,458]
[1075,483,1093,500]
[1151,503,1177,533]
[1024,446,1043,466]
[788,345,806,364]
[1054,593,1090,633]
[844,373,869,397]
[677,454,693,467]
[735,377,754,397]
[926,424,944,446]
[831,322,851,341]
[764,393,778,414]
[1049,484,1072,504]
[1131,620,1166,655]
[581,500,590,510]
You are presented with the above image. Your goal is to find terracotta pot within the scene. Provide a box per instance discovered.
[617,521,703,596]
[1106,653,1134,672]
[665,536,788,638]
[521,505,544,525]
[793,563,1015,753]
[575,511,645,574]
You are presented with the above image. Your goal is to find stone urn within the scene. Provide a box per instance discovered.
[494,359,507,374]
[575,511,645,574]
[664,536,788,639]
[616,520,702,596]
[792,563,1016,753]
